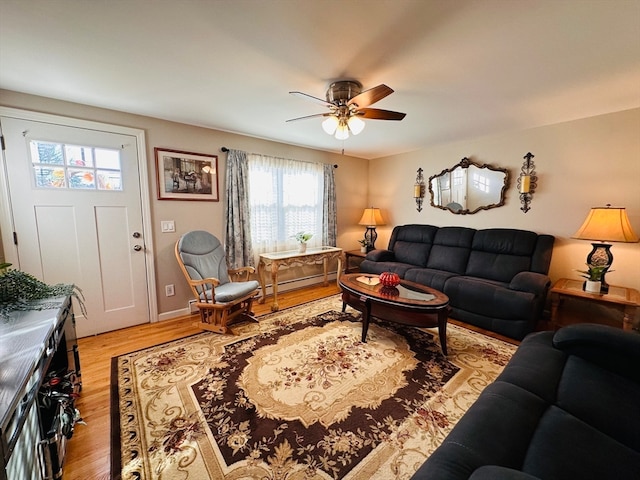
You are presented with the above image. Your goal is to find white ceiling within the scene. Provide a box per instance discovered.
[1,0,639,159]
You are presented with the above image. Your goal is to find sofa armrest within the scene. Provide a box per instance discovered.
[553,324,640,383]
[508,271,550,294]
[469,466,542,480]
[365,249,395,262]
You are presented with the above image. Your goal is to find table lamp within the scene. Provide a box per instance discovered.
[572,205,639,293]
[358,207,385,252]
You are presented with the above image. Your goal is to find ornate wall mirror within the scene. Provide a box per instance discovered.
[428,157,509,215]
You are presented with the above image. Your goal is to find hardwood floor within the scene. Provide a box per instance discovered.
[63,283,340,480]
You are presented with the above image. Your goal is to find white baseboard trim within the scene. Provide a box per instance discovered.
[157,271,339,322]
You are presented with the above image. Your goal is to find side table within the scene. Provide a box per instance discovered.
[344,249,367,273]
[549,278,639,332]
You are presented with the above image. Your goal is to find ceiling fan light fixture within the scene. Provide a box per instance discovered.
[347,115,365,135]
[322,115,339,135]
[335,122,350,140]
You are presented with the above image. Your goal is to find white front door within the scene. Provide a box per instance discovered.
[0,112,155,337]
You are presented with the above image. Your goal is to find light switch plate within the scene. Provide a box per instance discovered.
[161,220,175,233]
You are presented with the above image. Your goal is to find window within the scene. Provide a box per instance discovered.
[472,171,489,193]
[247,154,324,253]
[30,140,122,190]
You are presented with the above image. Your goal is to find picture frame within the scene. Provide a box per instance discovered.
[155,148,219,201]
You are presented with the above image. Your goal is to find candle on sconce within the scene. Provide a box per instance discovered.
[520,175,531,194]
[414,184,423,198]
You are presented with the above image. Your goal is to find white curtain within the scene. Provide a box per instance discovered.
[247,154,326,259]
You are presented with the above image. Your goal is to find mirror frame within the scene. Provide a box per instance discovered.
[428,157,509,215]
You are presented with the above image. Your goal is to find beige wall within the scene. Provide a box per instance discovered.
[0,90,369,317]
[2,89,638,322]
[369,108,640,296]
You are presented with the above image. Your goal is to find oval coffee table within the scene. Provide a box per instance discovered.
[339,273,450,355]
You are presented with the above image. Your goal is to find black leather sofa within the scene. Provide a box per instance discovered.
[411,324,640,479]
[360,224,555,340]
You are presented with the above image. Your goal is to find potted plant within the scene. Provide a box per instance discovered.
[292,231,313,253]
[0,262,86,316]
[357,238,368,253]
[575,264,610,293]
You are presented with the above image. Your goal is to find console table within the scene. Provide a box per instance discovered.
[550,278,639,332]
[257,246,343,311]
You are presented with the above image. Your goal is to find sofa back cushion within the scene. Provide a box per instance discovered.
[388,224,438,267]
[466,229,541,282]
[426,226,476,274]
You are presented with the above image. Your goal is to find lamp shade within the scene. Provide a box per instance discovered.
[322,116,339,135]
[358,207,385,227]
[572,206,639,243]
[347,116,365,135]
[334,122,349,140]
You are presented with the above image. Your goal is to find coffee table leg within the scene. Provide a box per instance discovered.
[438,308,449,355]
[362,299,372,343]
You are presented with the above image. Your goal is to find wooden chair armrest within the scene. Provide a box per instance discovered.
[228,266,255,282]
[189,277,221,288]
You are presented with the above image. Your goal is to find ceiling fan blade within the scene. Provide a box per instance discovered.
[347,84,393,108]
[289,91,334,108]
[357,108,406,120]
[286,112,332,122]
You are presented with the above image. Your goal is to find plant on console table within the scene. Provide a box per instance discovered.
[292,232,313,253]
[575,264,611,294]
[0,262,86,317]
[358,238,368,253]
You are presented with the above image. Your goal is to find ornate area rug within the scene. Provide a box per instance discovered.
[111,295,516,479]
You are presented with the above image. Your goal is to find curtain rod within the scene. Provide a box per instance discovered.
[220,147,338,168]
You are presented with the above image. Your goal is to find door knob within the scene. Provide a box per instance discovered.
[133,232,141,238]
[133,245,143,251]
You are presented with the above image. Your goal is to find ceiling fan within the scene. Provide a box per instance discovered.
[287,80,406,140]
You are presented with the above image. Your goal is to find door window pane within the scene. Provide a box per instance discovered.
[65,145,94,167]
[30,140,122,191]
[30,142,64,165]
[34,166,66,188]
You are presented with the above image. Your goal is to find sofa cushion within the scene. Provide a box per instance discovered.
[553,323,640,382]
[469,466,541,480]
[445,276,537,321]
[426,226,475,274]
[411,381,549,480]
[494,331,566,404]
[388,224,438,267]
[556,355,640,452]
[394,240,431,267]
[358,260,416,277]
[404,268,459,292]
[465,229,539,282]
[521,406,640,480]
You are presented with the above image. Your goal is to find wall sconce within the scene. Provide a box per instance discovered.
[517,152,537,213]
[358,207,385,251]
[414,168,425,212]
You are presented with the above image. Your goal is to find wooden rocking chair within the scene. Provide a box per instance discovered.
[175,230,259,333]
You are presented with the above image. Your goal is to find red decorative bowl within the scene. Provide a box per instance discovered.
[379,271,400,287]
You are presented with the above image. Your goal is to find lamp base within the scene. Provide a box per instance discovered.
[364,226,378,252]
[586,242,613,294]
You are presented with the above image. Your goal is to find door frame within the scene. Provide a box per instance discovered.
[0,107,158,324]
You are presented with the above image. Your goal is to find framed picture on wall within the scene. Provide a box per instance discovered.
[155,148,219,201]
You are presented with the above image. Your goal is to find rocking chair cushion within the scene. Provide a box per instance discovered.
[201,280,260,304]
